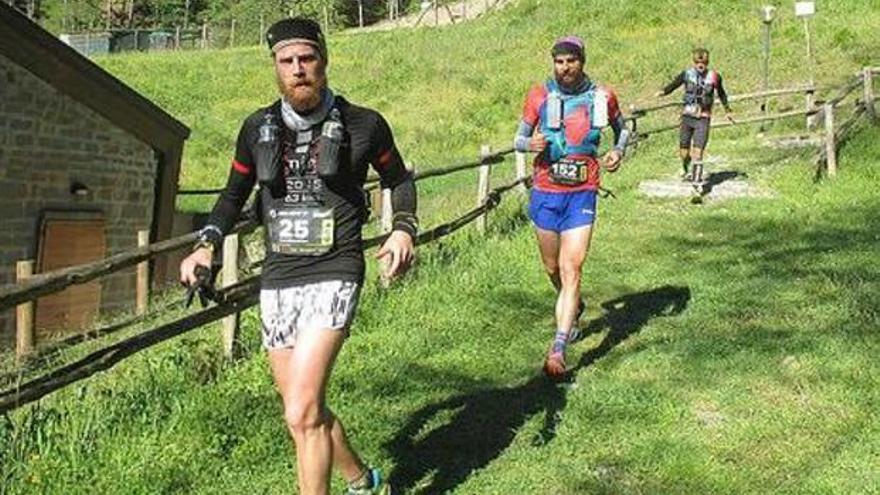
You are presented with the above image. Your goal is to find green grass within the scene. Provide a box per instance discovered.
[2,0,880,493]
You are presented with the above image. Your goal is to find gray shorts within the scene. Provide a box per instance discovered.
[680,115,711,150]
[259,280,361,350]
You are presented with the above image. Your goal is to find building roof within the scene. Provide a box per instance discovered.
[0,3,190,151]
[1,3,191,283]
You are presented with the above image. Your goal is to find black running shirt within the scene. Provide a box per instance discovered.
[205,97,411,288]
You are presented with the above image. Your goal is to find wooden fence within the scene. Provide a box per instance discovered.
[0,155,531,412]
[627,67,878,178]
[813,67,878,177]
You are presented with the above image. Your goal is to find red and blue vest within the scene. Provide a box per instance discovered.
[521,79,621,192]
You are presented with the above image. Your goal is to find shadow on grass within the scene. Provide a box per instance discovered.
[701,169,746,194]
[386,285,690,495]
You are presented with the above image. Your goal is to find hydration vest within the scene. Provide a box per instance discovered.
[539,79,604,163]
[253,100,350,225]
[682,68,719,113]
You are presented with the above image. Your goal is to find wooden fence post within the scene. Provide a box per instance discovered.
[201,23,207,49]
[824,103,837,177]
[136,230,149,316]
[864,67,877,123]
[16,260,35,360]
[805,89,817,130]
[221,233,239,359]
[370,187,381,222]
[476,145,492,235]
[381,188,393,233]
[378,188,393,288]
[515,150,528,193]
[175,26,181,50]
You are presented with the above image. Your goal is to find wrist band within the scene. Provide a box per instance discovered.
[195,224,223,251]
[392,212,418,238]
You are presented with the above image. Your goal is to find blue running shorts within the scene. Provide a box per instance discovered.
[528,189,598,232]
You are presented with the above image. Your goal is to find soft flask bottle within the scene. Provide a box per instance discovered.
[255,113,284,197]
[316,109,344,178]
[546,92,563,130]
[591,89,609,128]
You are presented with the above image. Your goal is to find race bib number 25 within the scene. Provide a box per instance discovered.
[268,207,334,255]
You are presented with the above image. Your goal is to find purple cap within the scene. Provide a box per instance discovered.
[552,35,585,61]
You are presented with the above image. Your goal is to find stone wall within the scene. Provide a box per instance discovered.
[0,52,157,350]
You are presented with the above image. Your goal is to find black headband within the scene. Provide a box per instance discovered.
[266,17,327,61]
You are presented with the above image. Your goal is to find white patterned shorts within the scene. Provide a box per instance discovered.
[259,280,361,350]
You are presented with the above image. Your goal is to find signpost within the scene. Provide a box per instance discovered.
[759,5,776,130]
[796,2,818,128]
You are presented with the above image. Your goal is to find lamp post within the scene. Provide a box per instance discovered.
[759,5,776,131]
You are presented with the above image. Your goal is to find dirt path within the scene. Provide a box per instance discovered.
[346,0,514,33]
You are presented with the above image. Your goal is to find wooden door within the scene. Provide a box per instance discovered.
[35,212,105,339]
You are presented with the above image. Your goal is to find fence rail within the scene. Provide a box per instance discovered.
[825,76,865,107]
[637,107,820,138]
[630,85,817,115]
[365,146,514,190]
[813,71,875,177]
[0,219,257,314]
[628,70,876,180]
[177,188,225,196]
[179,146,516,196]
[0,174,530,413]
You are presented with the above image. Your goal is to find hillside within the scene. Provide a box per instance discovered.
[94,0,880,215]
[2,0,879,493]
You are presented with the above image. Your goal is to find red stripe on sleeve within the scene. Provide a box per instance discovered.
[232,160,252,175]
[605,86,621,120]
[377,149,393,167]
[523,84,548,126]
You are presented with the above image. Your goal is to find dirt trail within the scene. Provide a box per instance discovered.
[346,0,513,33]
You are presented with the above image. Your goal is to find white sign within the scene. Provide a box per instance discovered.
[795,1,816,17]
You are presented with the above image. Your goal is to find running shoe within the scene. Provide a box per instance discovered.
[544,349,566,377]
[344,468,391,495]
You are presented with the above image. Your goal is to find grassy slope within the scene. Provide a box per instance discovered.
[94,0,879,216]
[2,0,880,493]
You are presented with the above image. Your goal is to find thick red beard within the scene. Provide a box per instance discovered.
[279,80,322,112]
[278,76,321,112]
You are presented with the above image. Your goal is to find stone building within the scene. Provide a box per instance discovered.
[0,3,189,349]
